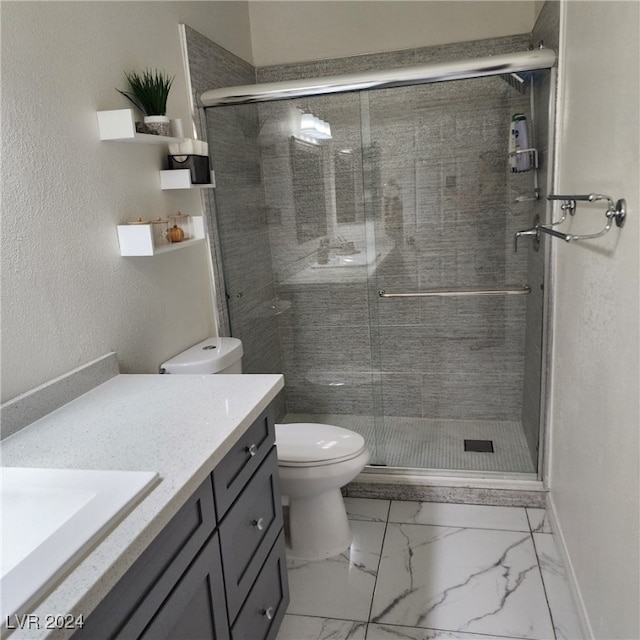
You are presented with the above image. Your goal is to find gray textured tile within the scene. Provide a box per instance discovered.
[189,27,549,434]
[421,372,523,422]
[279,325,372,371]
[275,283,370,328]
[379,373,423,418]
[283,374,375,416]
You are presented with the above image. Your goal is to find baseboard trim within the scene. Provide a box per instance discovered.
[546,494,594,639]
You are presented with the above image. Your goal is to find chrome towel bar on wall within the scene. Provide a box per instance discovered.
[514,193,627,251]
[378,285,531,298]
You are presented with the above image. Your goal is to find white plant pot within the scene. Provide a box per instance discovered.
[143,115,170,137]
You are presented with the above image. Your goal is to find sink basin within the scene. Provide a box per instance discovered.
[1,467,158,622]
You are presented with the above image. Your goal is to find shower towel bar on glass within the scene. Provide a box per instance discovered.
[378,285,531,298]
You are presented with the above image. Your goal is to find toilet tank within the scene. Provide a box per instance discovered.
[160,337,243,374]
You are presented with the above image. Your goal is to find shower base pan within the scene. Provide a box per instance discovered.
[282,413,536,474]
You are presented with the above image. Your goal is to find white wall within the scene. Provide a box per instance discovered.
[1,2,253,402]
[550,1,639,637]
[248,0,541,66]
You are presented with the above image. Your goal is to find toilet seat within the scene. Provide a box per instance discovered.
[275,423,366,467]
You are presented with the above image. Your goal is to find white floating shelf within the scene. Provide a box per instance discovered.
[97,109,182,144]
[160,169,215,190]
[117,217,206,256]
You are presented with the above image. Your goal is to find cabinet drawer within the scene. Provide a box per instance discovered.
[212,406,274,518]
[74,479,216,639]
[219,447,283,622]
[230,530,289,640]
[139,531,229,640]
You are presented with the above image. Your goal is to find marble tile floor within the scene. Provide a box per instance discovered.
[277,498,582,640]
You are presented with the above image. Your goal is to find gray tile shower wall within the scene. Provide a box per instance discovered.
[185,27,285,416]
[183,27,285,420]
[256,35,539,423]
[184,24,550,440]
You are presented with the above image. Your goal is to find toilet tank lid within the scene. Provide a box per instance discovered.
[161,337,243,374]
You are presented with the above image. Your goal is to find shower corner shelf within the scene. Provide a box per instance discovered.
[509,148,539,173]
[160,169,215,190]
[97,109,183,144]
[116,217,205,256]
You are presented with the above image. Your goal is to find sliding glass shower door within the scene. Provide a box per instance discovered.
[206,70,549,475]
[362,75,543,473]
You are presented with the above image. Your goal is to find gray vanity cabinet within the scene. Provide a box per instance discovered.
[72,405,288,640]
[138,531,229,640]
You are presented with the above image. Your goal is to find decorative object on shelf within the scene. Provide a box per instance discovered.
[166,139,211,184]
[171,119,184,139]
[168,212,192,242]
[116,216,205,256]
[167,154,211,184]
[117,69,174,136]
[127,217,149,225]
[167,225,184,243]
[150,218,169,246]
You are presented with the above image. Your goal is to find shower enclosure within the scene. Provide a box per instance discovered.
[196,38,555,478]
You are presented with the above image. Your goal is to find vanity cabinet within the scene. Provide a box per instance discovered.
[73,405,288,640]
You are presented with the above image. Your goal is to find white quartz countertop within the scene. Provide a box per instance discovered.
[0,373,284,639]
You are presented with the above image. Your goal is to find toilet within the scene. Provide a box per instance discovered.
[161,337,370,560]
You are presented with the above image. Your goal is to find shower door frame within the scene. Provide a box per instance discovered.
[202,52,558,486]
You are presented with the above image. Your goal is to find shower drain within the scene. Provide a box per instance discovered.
[464,439,494,453]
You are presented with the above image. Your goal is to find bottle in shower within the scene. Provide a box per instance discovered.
[511,113,531,172]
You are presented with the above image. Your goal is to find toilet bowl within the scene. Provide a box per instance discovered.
[161,337,370,560]
[275,423,369,560]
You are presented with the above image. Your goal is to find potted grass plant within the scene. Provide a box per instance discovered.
[117,69,174,136]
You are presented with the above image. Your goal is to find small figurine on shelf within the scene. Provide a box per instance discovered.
[167,225,184,243]
[167,212,192,243]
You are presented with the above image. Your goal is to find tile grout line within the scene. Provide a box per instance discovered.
[530,523,559,640]
[363,499,392,639]
[386,521,531,533]
[366,619,541,640]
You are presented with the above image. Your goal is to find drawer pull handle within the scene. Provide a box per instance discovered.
[246,443,258,457]
[262,607,274,620]
[252,517,265,530]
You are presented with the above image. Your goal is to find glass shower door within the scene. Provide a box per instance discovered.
[207,68,548,475]
[246,93,384,463]
[361,74,543,473]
